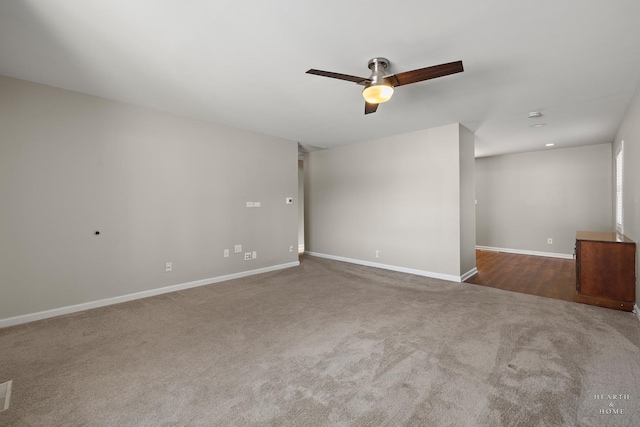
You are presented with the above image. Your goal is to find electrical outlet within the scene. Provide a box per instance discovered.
[289,245,294,252]
[165,262,172,272]
[547,238,553,245]
[235,244,242,253]
[244,252,252,261]
[286,197,293,204]
[254,202,261,207]
[252,251,257,259]
[375,250,380,258]
[224,249,229,258]
[246,201,254,208]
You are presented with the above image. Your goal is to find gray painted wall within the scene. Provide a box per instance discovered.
[459,126,476,274]
[613,82,640,305]
[475,144,613,255]
[304,123,475,279]
[0,76,299,320]
[298,159,305,252]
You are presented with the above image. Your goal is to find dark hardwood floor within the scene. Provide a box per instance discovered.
[465,250,576,302]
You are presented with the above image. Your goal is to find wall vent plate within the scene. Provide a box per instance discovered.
[0,380,12,412]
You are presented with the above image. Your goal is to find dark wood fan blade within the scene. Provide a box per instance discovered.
[306,69,370,85]
[390,61,464,87]
[365,102,378,115]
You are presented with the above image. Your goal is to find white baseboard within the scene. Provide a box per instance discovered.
[461,267,478,282]
[476,245,574,260]
[305,251,469,283]
[634,305,640,324]
[0,261,300,329]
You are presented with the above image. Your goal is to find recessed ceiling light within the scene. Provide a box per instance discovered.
[527,111,543,119]
[545,143,555,147]
[530,123,546,128]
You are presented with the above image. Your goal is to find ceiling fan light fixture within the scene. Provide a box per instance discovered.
[306,57,464,114]
[362,83,394,104]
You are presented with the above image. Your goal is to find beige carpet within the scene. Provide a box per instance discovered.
[1,255,639,426]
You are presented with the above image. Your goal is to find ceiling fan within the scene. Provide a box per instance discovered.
[306,58,464,115]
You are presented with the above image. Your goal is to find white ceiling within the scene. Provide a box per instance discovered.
[1,0,640,157]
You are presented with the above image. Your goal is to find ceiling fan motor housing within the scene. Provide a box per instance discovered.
[367,57,391,85]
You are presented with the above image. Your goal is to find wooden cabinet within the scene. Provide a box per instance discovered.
[575,231,636,311]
